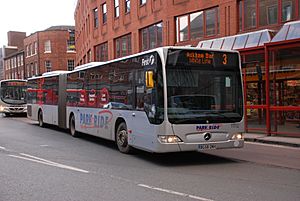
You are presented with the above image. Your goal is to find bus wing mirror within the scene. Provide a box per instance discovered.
[145,70,154,88]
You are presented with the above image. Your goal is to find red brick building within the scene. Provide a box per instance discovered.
[3,50,25,80]
[75,0,300,136]
[75,0,233,64]
[24,26,76,78]
[2,31,26,80]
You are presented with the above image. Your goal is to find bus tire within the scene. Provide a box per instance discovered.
[69,114,80,137]
[4,113,11,117]
[116,122,132,154]
[38,110,44,127]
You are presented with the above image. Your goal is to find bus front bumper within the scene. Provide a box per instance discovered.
[0,106,27,114]
[152,139,244,153]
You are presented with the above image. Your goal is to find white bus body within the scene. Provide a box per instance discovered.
[27,47,244,153]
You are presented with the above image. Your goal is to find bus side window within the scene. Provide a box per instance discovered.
[135,70,145,110]
[136,85,144,110]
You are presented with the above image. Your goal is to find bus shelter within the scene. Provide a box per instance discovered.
[265,21,300,136]
[197,24,300,136]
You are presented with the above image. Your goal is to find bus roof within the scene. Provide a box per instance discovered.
[27,71,70,80]
[74,62,106,71]
[0,79,27,83]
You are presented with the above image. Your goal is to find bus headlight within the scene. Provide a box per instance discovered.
[231,133,243,140]
[158,135,183,143]
[0,105,4,111]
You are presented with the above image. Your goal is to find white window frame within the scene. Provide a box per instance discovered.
[44,40,51,53]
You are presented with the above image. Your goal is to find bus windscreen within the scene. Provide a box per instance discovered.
[166,49,243,124]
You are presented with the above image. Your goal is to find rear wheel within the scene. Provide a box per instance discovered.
[116,122,132,154]
[38,111,44,127]
[69,114,80,137]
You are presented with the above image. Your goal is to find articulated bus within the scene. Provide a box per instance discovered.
[0,79,27,116]
[27,46,244,153]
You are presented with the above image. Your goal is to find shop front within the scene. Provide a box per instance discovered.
[197,22,300,136]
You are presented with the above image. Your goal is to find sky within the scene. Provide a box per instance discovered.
[0,0,78,47]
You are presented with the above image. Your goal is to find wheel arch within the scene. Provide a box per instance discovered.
[68,112,75,129]
[114,117,126,141]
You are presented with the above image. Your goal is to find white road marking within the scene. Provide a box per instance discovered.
[138,184,214,201]
[0,146,6,150]
[245,141,300,150]
[9,153,89,174]
[40,145,49,147]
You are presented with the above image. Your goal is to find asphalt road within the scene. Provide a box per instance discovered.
[0,116,300,201]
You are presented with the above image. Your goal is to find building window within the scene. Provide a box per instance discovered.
[282,0,296,22]
[115,34,131,58]
[31,63,34,76]
[44,40,51,53]
[176,7,219,42]
[239,0,297,31]
[205,8,218,36]
[114,0,120,18]
[178,15,189,41]
[67,60,75,71]
[26,45,29,57]
[45,60,52,72]
[102,3,107,24]
[140,0,146,5]
[17,56,20,67]
[30,44,33,56]
[34,42,37,55]
[34,62,38,75]
[95,42,108,61]
[26,64,30,78]
[125,0,130,13]
[239,1,243,31]
[190,11,204,40]
[93,8,99,28]
[141,22,163,51]
[259,0,278,26]
[67,31,76,51]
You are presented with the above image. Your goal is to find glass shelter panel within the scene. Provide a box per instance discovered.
[269,47,300,134]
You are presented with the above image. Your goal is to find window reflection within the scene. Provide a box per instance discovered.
[190,11,203,40]
[282,0,296,22]
[141,22,163,51]
[179,15,189,41]
[259,0,278,26]
[244,0,256,29]
[222,37,235,50]
[176,7,219,42]
[205,9,216,36]
[246,32,261,48]
[287,22,300,40]
[211,39,224,49]
[233,35,248,49]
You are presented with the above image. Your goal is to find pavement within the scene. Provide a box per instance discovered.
[244,133,300,148]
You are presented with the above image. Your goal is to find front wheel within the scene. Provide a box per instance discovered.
[69,115,80,137]
[116,122,132,154]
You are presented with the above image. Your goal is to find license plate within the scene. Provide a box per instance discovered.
[198,144,216,150]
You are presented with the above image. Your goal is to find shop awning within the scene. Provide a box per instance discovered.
[197,29,276,50]
[271,20,300,42]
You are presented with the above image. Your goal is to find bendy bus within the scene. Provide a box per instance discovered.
[0,79,27,116]
[27,46,244,153]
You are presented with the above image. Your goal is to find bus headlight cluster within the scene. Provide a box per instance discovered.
[231,133,243,140]
[0,105,4,111]
[158,135,183,143]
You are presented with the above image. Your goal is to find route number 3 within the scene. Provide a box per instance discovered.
[222,54,228,65]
